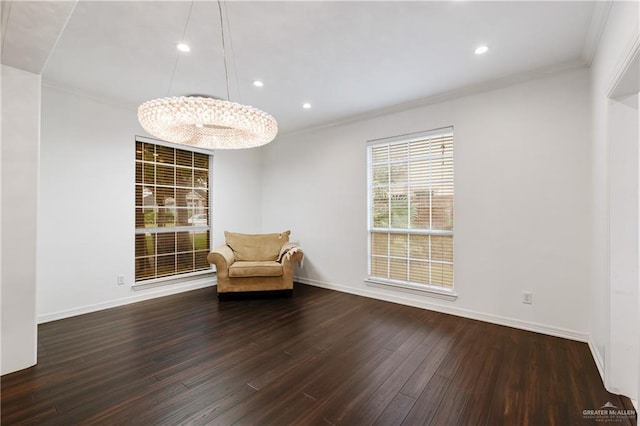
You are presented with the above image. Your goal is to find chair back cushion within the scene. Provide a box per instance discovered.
[225,230,290,261]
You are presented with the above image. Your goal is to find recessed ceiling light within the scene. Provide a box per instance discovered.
[302,103,312,109]
[253,80,264,87]
[475,45,489,55]
[177,43,191,53]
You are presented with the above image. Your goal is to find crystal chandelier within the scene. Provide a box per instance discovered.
[138,96,277,149]
[137,2,278,150]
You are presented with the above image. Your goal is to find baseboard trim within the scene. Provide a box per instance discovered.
[588,338,605,384]
[295,276,589,342]
[37,278,216,324]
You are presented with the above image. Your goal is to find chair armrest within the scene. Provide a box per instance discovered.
[207,245,235,272]
[283,249,304,265]
[279,243,304,266]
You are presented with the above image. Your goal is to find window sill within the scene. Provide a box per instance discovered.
[365,278,458,301]
[133,270,215,290]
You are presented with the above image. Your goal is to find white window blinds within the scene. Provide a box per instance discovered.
[367,127,454,290]
[135,139,212,282]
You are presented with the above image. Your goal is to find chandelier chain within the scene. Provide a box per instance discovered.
[217,0,230,102]
[222,2,242,104]
[167,0,195,96]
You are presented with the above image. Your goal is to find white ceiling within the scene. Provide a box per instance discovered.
[2,1,603,135]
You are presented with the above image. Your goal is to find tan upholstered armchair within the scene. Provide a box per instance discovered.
[208,230,303,298]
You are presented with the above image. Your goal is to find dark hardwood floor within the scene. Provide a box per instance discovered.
[1,284,636,425]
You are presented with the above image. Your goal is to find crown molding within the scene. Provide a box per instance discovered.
[42,81,138,112]
[606,34,640,98]
[582,0,613,67]
[279,59,587,140]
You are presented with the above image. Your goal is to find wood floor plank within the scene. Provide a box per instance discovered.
[401,373,452,425]
[336,318,447,424]
[399,315,468,399]
[373,392,417,426]
[336,322,448,425]
[1,284,635,425]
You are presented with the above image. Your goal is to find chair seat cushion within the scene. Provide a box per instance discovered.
[228,261,283,278]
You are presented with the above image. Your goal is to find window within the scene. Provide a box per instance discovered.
[367,127,454,292]
[135,138,212,282]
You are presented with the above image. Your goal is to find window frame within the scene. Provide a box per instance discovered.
[134,136,214,286]
[365,127,456,300]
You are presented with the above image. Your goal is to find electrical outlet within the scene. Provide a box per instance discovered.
[117,275,125,285]
[522,291,533,304]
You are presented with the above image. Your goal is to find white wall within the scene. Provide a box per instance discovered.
[589,0,639,391]
[608,92,639,401]
[262,67,592,339]
[1,65,40,374]
[37,86,263,321]
[212,147,263,244]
